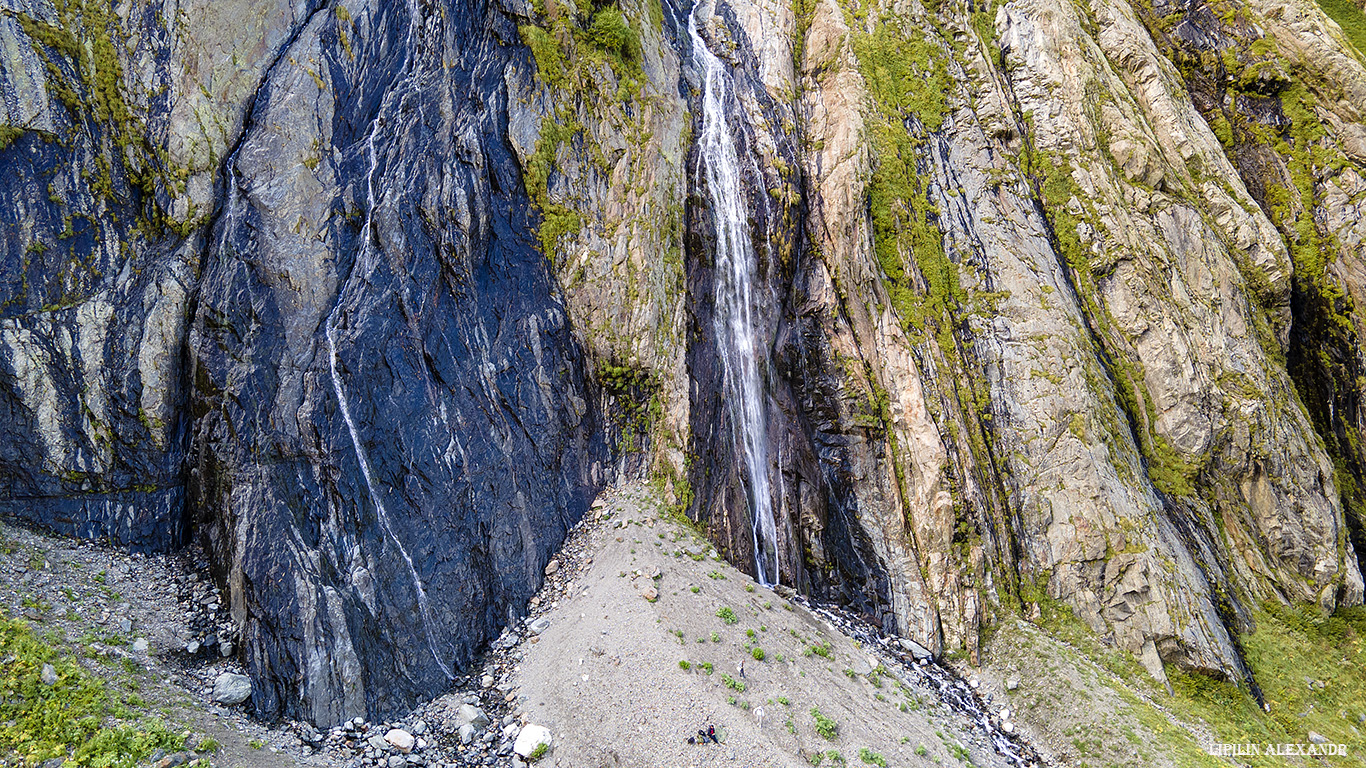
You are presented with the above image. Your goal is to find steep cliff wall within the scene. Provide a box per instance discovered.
[3,0,1366,728]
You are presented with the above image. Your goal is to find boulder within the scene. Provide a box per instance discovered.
[384,729,415,753]
[513,724,552,758]
[211,673,252,705]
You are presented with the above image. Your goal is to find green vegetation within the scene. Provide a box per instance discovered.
[0,610,183,766]
[678,659,691,670]
[528,741,550,761]
[857,747,887,767]
[750,646,765,661]
[194,736,220,753]
[722,673,746,692]
[716,606,738,625]
[248,738,265,750]
[523,117,584,261]
[811,707,839,740]
[1313,0,1366,56]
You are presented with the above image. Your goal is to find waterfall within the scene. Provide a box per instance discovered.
[319,0,454,678]
[689,6,780,587]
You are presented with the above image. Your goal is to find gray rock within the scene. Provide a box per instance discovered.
[1308,732,1329,745]
[458,704,490,729]
[543,560,559,576]
[385,729,415,754]
[898,638,933,660]
[458,724,476,745]
[1006,678,1020,691]
[211,672,252,705]
[512,725,551,758]
[528,618,551,635]
[131,638,149,653]
[40,663,57,686]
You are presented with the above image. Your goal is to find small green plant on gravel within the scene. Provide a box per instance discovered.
[711,631,721,642]
[94,570,106,584]
[745,584,755,592]
[717,607,738,625]
[728,695,738,705]
[751,646,766,661]
[528,741,549,761]
[700,662,714,675]
[858,748,887,767]
[248,738,265,749]
[811,707,839,740]
[679,660,691,670]
[690,585,700,593]
[722,673,746,692]
[746,628,756,638]
[786,718,796,734]
[915,744,929,756]
[196,737,221,753]
[778,696,790,705]
[708,570,726,580]
[811,642,833,658]
[825,750,846,766]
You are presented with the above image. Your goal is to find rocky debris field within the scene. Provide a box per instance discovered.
[1,483,1055,768]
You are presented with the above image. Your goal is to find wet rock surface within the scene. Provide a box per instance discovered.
[2,0,1366,737]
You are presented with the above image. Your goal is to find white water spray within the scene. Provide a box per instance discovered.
[689,6,780,587]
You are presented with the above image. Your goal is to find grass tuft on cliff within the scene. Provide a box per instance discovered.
[0,609,183,766]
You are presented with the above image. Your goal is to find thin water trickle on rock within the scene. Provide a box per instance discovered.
[320,0,454,679]
[689,5,780,587]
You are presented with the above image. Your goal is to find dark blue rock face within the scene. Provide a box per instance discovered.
[187,0,606,724]
[0,1,193,552]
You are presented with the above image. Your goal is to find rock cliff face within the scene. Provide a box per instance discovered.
[3,0,1365,726]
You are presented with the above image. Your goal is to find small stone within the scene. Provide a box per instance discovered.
[412,720,427,736]
[385,729,416,753]
[512,725,551,758]
[186,641,201,655]
[544,561,559,576]
[642,587,658,602]
[969,678,980,689]
[368,735,390,751]
[458,704,490,729]
[387,756,406,768]
[458,723,476,744]
[1308,732,1329,745]
[220,642,234,657]
[211,672,252,705]
[1000,708,1011,721]
[1005,678,1020,691]
[1003,722,1015,734]
[481,675,495,689]
[153,752,188,768]
[40,664,57,686]
[132,638,149,653]
[528,618,551,635]
[118,618,132,633]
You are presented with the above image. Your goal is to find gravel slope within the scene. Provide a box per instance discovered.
[505,486,1020,768]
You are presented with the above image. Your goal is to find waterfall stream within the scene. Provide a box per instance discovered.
[319,0,454,679]
[689,6,780,587]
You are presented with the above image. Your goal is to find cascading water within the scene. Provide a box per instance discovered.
[318,0,454,678]
[689,5,780,587]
